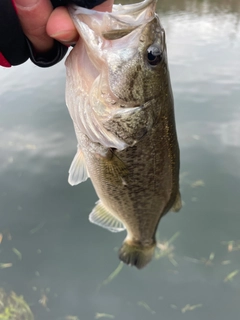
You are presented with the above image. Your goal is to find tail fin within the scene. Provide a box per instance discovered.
[118,240,156,269]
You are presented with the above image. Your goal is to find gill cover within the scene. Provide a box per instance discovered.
[65,0,158,151]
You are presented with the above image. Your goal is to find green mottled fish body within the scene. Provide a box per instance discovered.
[66,0,181,269]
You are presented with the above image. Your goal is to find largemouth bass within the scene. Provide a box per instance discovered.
[65,0,181,269]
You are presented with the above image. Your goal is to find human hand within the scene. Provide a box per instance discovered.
[14,0,114,54]
[47,0,114,45]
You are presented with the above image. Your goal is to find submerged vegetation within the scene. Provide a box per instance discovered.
[0,288,34,320]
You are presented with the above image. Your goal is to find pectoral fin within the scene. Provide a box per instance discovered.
[68,149,89,186]
[171,191,182,212]
[89,200,125,232]
[101,150,128,183]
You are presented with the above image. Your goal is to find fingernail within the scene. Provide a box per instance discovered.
[60,41,76,46]
[50,31,70,39]
[50,31,78,42]
[14,0,39,8]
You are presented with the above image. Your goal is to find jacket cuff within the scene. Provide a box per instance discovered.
[26,38,68,68]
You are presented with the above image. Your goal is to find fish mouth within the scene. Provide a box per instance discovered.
[111,0,157,15]
[69,0,157,16]
[68,0,157,37]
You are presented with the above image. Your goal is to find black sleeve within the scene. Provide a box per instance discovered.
[51,0,108,9]
[0,0,70,67]
[0,0,29,66]
[0,0,107,68]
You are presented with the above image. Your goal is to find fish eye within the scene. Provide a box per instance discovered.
[147,45,162,66]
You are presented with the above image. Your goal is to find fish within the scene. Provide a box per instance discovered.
[65,0,182,269]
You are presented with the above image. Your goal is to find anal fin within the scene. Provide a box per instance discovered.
[68,149,89,186]
[89,200,125,233]
[171,191,182,212]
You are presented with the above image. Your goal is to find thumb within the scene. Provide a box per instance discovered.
[14,0,54,53]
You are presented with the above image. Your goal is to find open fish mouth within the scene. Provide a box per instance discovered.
[68,0,157,37]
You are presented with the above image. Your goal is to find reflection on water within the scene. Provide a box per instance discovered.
[157,0,240,15]
[0,1,240,319]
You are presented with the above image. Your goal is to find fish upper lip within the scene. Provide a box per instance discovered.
[69,0,157,31]
[70,0,157,15]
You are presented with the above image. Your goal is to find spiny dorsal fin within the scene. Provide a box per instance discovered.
[89,200,125,233]
[171,191,182,212]
[68,149,89,186]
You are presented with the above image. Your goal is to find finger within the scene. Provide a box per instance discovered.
[47,0,114,44]
[14,0,54,53]
[94,0,114,12]
[46,7,79,44]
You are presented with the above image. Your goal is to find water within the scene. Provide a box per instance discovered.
[0,0,240,319]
